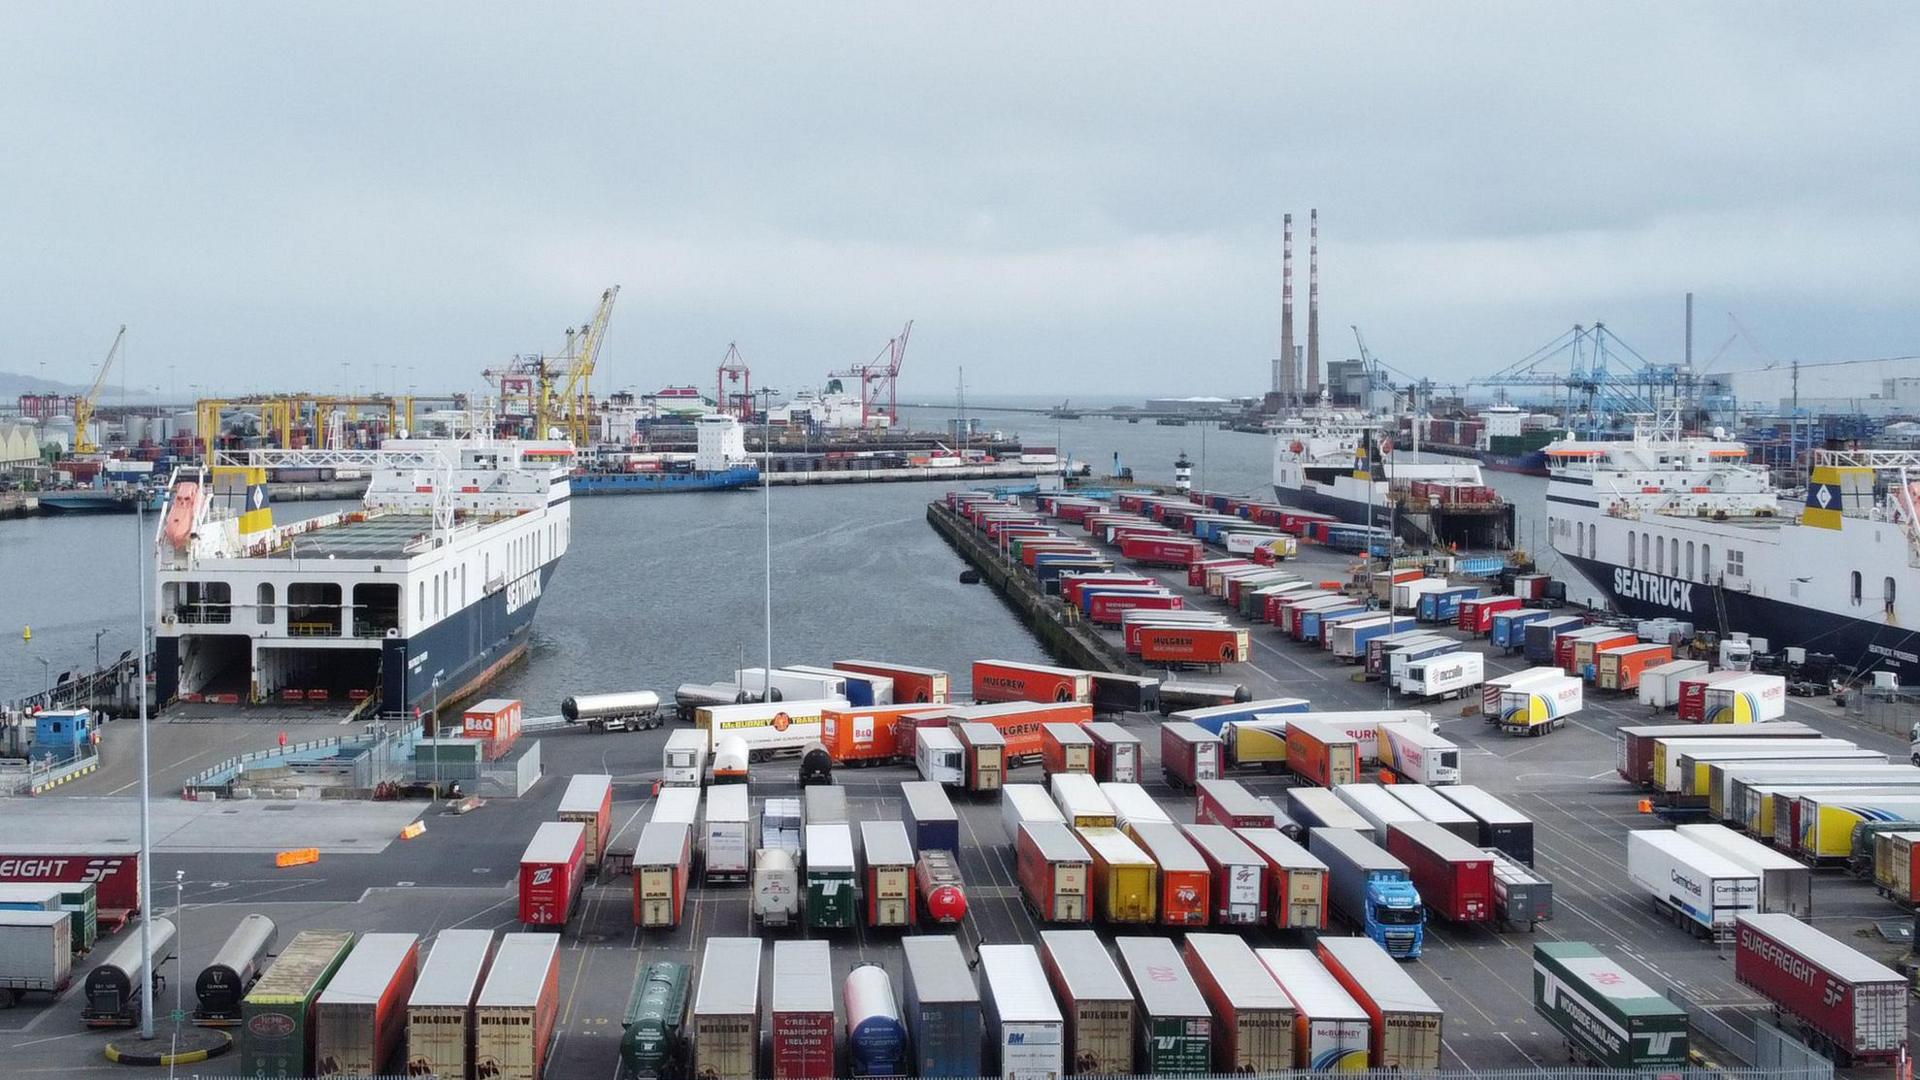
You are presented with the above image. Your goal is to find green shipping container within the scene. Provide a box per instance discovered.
[240,930,356,1078]
[58,883,98,953]
[803,824,857,930]
[1532,942,1688,1071]
[1114,938,1213,1076]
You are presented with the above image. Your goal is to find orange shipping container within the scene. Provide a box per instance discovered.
[1139,627,1250,666]
[832,661,950,705]
[820,705,933,764]
[462,698,523,761]
[1595,643,1675,692]
[1128,821,1212,928]
[945,702,1093,764]
[972,660,1093,705]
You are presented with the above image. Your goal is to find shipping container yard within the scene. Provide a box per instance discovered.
[3,485,1920,1077]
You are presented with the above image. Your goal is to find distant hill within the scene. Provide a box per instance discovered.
[0,369,154,403]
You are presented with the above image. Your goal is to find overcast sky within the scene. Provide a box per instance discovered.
[2,3,1915,403]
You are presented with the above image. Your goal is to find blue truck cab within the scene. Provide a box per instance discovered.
[1308,827,1427,959]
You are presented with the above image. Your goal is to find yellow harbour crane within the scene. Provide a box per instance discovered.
[73,324,127,455]
[485,285,620,445]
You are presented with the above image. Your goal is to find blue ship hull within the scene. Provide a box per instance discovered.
[570,465,760,495]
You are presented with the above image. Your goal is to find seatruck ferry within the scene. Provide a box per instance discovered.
[152,438,573,713]
[1543,411,1920,680]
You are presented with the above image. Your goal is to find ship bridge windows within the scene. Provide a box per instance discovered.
[287,582,342,637]
[1655,536,1664,574]
[1726,549,1745,579]
[353,583,400,638]
[1642,533,1651,569]
[1670,539,1679,575]
[174,581,232,625]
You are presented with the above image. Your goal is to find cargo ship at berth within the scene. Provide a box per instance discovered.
[1398,405,1565,477]
[570,413,760,495]
[1543,412,1920,680]
[153,438,573,712]
[1270,411,1515,551]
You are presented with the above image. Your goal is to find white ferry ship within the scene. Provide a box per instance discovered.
[153,438,573,712]
[1543,413,1920,679]
[1270,410,1515,550]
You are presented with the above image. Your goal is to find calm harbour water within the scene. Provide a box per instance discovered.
[0,408,1574,704]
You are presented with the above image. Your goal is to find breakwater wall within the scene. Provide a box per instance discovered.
[926,501,1141,677]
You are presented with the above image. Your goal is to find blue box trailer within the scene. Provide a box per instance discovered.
[1522,615,1586,664]
[1171,698,1310,736]
[1341,615,1419,660]
[1035,556,1113,591]
[1490,608,1553,651]
[901,937,984,1078]
[1417,586,1482,623]
[901,781,960,853]
[1077,585,1170,615]
[1300,603,1368,644]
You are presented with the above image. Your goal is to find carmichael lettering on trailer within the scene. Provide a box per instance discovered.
[1611,568,1694,614]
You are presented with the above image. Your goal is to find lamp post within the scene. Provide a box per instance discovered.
[136,500,155,1040]
[430,674,442,799]
[94,628,109,674]
[171,869,185,1070]
[36,656,49,700]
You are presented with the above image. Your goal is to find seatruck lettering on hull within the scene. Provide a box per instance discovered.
[506,572,543,614]
[1612,568,1694,614]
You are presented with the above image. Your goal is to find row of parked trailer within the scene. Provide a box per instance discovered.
[666,930,1443,1080]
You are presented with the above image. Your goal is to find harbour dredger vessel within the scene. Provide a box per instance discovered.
[1544,412,1920,680]
[153,438,573,712]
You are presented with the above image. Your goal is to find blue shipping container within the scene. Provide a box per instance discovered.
[1300,604,1367,643]
[1523,616,1586,664]
[1417,586,1481,623]
[1490,609,1553,651]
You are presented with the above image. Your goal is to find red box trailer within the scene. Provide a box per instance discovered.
[1182,824,1268,926]
[314,932,420,1078]
[462,699,523,761]
[1734,913,1907,1066]
[953,722,1007,793]
[971,660,1092,705]
[1089,590,1185,626]
[1128,821,1212,928]
[833,660,950,705]
[0,845,142,914]
[1042,723,1095,778]
[1678,671,1747,723]
[556,774,613,869]
[632,821,693,928]
[1140,626,1250,667]
[821,704,929,764]
[1455,596,1522,634]
[1596,643,1675,692]
[1061,575,1156,606]
[1086,723,1142,783]
[1016,822,1093,924]
[861,822,918,929]
[518,823,586,928]
[771,941,836,1080]
[1190,558,1252,588]
[1161,723,1224,790]
[1285,718,1358,788]
[1385,821,1493,924]
[1120,536,1204,568]
[1196,780,1278,830]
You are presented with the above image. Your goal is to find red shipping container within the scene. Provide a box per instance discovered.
[1041,723,1095,778]
[1678,671,1748,723]
[1124,618,1228,654]
[1016,821,1093,923]
[1455,595,1522,634]
[1119,536,1203,568]
[1160,723,1223,790]
[972,660,1092,705]
[1140,626,1249,666]
[821,705,931,764]
[1385,822,1493,923]
[1089,590,1184,626]
[0,845,142,913]
[833,660,950,705]
[518,822,586,928]
[1129,821,1212,927]
[1195,780,1277,830]
[955,702,1092,763]
[462,698,523,761]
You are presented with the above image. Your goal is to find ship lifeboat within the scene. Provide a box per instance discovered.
[163,482,198,551]
[1290,441,1304,454]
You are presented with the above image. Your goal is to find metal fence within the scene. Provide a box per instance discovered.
[161,1070,1845,1080]
[1845,684,1920,739]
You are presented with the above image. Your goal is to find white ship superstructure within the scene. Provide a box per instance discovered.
[154,438,573,711]
[1544,413,1920,678]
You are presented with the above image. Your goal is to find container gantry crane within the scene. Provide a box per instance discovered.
[716,343,754,421]
[73,325,127,455]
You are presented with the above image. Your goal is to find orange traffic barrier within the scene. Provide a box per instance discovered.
[400,821,427,840]
[274,848,320,868]
[1637,799,1654,814]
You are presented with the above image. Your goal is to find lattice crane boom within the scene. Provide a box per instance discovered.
[73,324,127,455]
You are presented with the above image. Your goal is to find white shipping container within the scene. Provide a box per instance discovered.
[1256,949,1370,1072]
[653,786,701,828]
[1002,785,1067,841]
[979,944,1066,1080]
[662,730,710,787]
[1481,667,1566,719]
[704,785,752,881]
[1396,650,1484,699]
[1098,782,1173,833]
[0,911,72,993]
[916,728,966,786]
[736,667,848,702]
[1638,659,1710,709]
[1050,774,1117,829]
[1377,722,1461,784]
[1626,830,1759,938]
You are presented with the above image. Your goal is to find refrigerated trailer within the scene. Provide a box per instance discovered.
[979,945,1067,1080]
[1377,722,1461,784]
[1674,823,1812,918]
[1626,830,1758,940]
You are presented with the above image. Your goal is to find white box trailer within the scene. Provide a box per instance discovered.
[1497,675,1583,735]
[662,729,710,787]
[1051,773,1117,829]
[1637,659,1710,710]
[703,785,752,882]
[1256,948,1370,1072]
[979,944,1066,1080]
[1099,782,1173,833]
[695,699,842,757]
[652,786,702,829]
[1396,650,1484,700]
[1674,823,1813,918]
[1003,784,1067,840]
[1481,667,1566,720]
[1377,722,1460,784]
[1284,710,1435,765]
[1626,830,1759,940]
[1382,783,1477,840]
[1392,578,1450,613]
[735,667,848,702]
[784,663,894,705]
[916,727,966,786]
[1332,784,1425,845]
[1703,674,1788,724]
